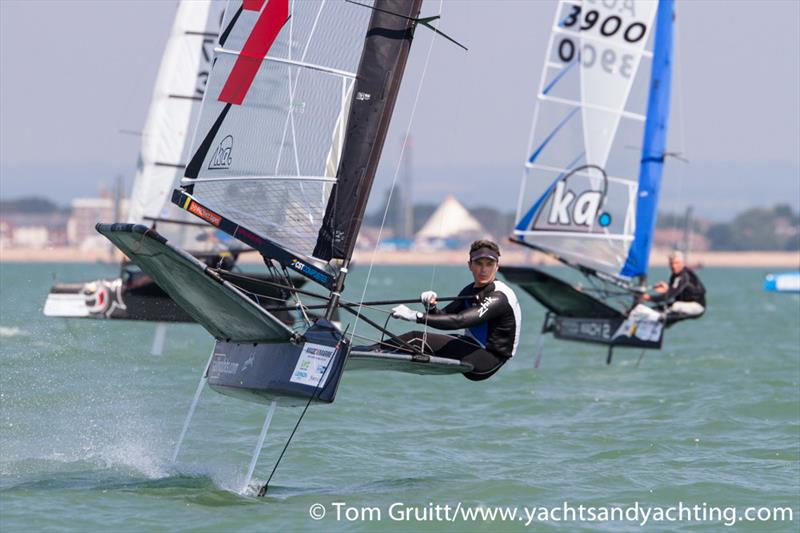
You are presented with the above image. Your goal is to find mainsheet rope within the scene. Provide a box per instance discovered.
[347,0,445,348]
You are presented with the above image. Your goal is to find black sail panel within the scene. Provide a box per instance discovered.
[314,0,423,261]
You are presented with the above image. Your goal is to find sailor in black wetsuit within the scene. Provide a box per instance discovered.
[385,240,522,381]
[642,250,706,323]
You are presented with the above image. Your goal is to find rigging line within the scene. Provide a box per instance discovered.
[348,331,388,345]
[339,294,473,308]
[672,17,689,252]
[219,270,332,301]
[258,322,349,497]
[244,290,287,305]
[380,312,392,343]
[338,303,422,355]
[348,0,446,348]
[420,182,449,345]
[282,264,312,326]
[274,0,295,174]
[274,0,325,179]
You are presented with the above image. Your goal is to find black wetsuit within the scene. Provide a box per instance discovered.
[386,280,521,381]
[652,268,706,306]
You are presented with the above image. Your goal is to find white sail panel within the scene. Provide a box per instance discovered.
[578,0,657,169]
[515,0,661,278]
[127,0,219,232]
[185,0,372,258]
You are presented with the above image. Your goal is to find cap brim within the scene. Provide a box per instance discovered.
[470,252,499,262]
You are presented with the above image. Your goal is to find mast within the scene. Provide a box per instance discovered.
[620,0,675,281]
[314,0,424,317]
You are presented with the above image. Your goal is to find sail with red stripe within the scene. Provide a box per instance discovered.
[177,0,374,266]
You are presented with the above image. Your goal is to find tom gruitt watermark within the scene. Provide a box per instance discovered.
[308,501,794,527]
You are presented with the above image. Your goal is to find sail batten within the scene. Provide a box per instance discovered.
[214,47,358,79]
[514,0,673,279]
[182,175,337,184]
[176,0,375,267]
[538,95,647,121]
[175,0,421,287]
[126,0,221,251]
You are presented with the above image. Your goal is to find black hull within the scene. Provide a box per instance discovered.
[551,315,663,349]
[207,321,348,407]
[501,265,664,350]
[44,263,303,325]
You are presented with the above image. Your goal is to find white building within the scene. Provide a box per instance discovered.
[67,197,129,248]
[11,226,49,248]
[414,195,490,249]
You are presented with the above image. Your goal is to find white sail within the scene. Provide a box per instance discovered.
[514,0,671,278]
[126,0,222,247]
[181,0,372,258]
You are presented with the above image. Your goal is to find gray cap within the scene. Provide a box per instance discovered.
[469,247,499,262]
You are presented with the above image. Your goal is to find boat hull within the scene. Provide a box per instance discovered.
[207,321,347,407]
[44,277,194,322]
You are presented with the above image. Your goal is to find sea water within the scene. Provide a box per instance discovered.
[1,263,798,532]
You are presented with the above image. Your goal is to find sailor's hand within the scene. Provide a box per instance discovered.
[420,290,438,307]
[653,281,668,293]
[642,293,652,301]
[391,304,421,322]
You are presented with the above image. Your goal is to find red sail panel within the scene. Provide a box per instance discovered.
[219,0,288,105]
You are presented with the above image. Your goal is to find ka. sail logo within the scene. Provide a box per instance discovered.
[538,165,612,232]
[208,135,233,170]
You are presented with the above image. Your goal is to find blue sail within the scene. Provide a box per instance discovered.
[620,0,675,278]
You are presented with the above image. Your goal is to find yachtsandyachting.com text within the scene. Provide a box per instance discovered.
[307,501,794,527]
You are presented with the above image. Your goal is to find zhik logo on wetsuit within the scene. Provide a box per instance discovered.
[478,296,497,317]
[208,135,233,170]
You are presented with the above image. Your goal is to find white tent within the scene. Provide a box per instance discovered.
[415,195,489,245]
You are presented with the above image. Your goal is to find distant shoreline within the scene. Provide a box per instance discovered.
[1,246,798,268]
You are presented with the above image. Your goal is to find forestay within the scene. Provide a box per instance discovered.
[127,0,224,251]
[513,0,674,281]
[176,0,373,279]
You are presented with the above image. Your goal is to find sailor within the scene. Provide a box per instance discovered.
[642,250,706,322]
[387,240,522,381]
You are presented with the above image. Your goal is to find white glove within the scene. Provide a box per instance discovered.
[391,304,421,322]
[420,290,438,307]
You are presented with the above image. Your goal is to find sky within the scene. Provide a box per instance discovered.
[1,0,798,221]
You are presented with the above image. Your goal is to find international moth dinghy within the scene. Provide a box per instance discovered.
[500,0,680,364]
[98,0,467,493]
[43,1,303,332]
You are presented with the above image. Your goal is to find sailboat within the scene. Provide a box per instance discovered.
[500,0,676,363]
[42,1,299,326]
[96,0,466,491]
[44,0,224,322]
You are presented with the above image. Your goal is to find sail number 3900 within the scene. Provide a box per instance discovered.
[557,5,649,79]
[562,5,647,43]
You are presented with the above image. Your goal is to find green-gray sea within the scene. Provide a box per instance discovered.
[1,263,798,532]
